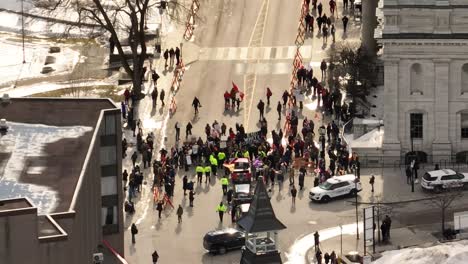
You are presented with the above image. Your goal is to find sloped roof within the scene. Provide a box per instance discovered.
[237,177,286,233]
[240,248,282,264]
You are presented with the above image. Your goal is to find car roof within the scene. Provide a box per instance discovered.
[207,228,240,236]
[427,169,457,177]
[234,158,250,163]
[327,174,356,184]
[234,184,250,193]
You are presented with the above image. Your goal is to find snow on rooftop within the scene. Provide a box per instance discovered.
[0,121,92,214]
[372,240,468,264]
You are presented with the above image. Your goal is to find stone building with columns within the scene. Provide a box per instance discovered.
[378,0,468,162]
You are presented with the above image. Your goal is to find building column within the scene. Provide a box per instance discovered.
[382,58,401,156]
[432,59,452,157]
[361,0,378,54]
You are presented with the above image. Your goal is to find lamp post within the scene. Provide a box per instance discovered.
[339,224,343,258]
[353,165,359,240]
[410,127,416,192]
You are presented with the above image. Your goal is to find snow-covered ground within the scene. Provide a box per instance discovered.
[372,240,468,264]
[0,121,92,214]
[0,33,81,86]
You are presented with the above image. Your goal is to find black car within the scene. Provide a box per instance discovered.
[203,228,245,254]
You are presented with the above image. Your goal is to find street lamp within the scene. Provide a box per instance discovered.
[353,165,359,240]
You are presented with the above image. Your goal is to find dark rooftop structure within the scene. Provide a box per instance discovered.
[237,177,286,233]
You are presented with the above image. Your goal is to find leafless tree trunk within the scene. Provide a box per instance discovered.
[427,187,463,235]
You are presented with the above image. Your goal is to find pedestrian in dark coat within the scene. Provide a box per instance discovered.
[175,47,181,66]
[160,89,165,106]
[189,190,195,207]
[317,2,323,17]
[156,200,163,218]
[169,48,175,67]
[369,174,375,193]
[176,205,183,223]
[163,49,169,68]
[152,250,159,264]
[186,122,193,138]
[316,248,322,264]
[342,16,349,33]
[277,101,282,120]
[131,151,138,168]
[183,175,188,195]
[291,185,297,206]
[131,223,138,243]
[324,252,330,264]
[299,167,306,190]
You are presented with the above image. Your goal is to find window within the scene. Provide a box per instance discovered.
[100,146,117,165]
[101,176,117,196]
[410,113,423,138]
[462,113,468,139]
[462,64,468,94]
[410,63,423,94]
[102,206,117,226]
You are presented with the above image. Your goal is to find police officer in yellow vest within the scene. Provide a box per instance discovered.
[196,165,204,184]
[217,151,226,168]
[204,165,211,183]
[220,176,229,195]
[210,154,218,176]
[216,201,227,222]
[243,150,250,159]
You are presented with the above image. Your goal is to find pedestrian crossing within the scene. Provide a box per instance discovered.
[198,45,314,61]
[234,61,323,75]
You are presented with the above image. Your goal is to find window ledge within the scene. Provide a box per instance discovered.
[410,91,423,95]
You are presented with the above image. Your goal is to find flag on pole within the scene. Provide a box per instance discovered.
[232,82,245,100]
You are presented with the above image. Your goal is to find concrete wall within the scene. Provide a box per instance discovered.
[0,210,39,264]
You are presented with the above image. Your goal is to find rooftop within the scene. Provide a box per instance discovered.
[0,98,117,214]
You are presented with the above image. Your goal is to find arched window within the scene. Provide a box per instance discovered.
[410,63,423,95]
[462,64,468,94]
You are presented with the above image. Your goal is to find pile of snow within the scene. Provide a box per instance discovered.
[0,121,92,214]
[372,240,468,264]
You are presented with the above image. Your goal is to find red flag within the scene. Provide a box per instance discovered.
[232,82,245,100]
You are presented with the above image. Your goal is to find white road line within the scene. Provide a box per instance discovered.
[263,47,272,60]
[287,46,296,59]
[239,47,248,60]
[197,45,316,61]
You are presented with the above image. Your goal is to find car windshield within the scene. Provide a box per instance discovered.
[234,162,249,170]
[423,173,437,181]
[319,182,333,190]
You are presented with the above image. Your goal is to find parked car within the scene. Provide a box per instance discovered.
[203,228,245,254]
[421,169,468,192]
[309,174,362,203]
[231,158,252,183]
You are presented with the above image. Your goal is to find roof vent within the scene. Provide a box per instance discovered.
[0,119,8,132]
[1,94,10,104]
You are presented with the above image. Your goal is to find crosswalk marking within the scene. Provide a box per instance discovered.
[233,61,324,75]
[198,45,316,61]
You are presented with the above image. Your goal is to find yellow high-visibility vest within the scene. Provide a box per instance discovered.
[204,166,211,173]
[196,166,204,173]
[221,177,229,185]
[217,204,227,212]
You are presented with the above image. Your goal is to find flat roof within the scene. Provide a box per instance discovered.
[0,98,117,214]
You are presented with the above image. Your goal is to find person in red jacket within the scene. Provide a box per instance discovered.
[224,91,231,110]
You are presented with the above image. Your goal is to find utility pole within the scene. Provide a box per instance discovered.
[21,0,26,64]
[354,165,359,240]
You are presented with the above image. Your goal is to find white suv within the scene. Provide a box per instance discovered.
[421,169,468,192]
[309,174,362,203]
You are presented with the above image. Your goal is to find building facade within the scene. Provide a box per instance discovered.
[0,98,124,264]
[380,0,468,161]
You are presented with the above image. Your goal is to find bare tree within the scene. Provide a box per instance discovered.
[427,186,464,236]
[36,0,156,97]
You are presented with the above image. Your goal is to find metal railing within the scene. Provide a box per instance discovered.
[357,154,468,169]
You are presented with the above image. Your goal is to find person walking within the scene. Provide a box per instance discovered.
[221,176,229,195]
[331,24,336,42]
[314,231,320,251]
[322,25,328,44]
[152,250,159,264]
[289,168,295,186]
[131,151,138,168]
[169,48,175,67]
[257,99,265,121]
[151,87,158,108]
[329,0,336,16]
[330,251,337,264]
[342,16,349,33]
[290,185,297,206]
[196,165,203,184]
[131,223,138,244]
[175,47,181,66]
[384,215,392,239]
[156,200,163,218]
[159,89,165,107]
[277,101,282,120]
[299,166,306,190]
[192,97,201,115]
[266,87,272,106]
[176,205,183,223]
[317,2,323,17]
[189,190,195,207]
[369,174,375,193]
[175,121,181,141]
[151,70,160,86]
[324,252,330,264]
[182,175,188,195]
[282,90,289,107]
[204,164,211,183]
[216,202,227,222]
[186,122,193,139]
[406,166,412,184]
[163,49,169,69]
[343,0,349,9]
[316,248,323,264]
[320,59,327,80]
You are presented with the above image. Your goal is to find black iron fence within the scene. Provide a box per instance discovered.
[358,154,468,170]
